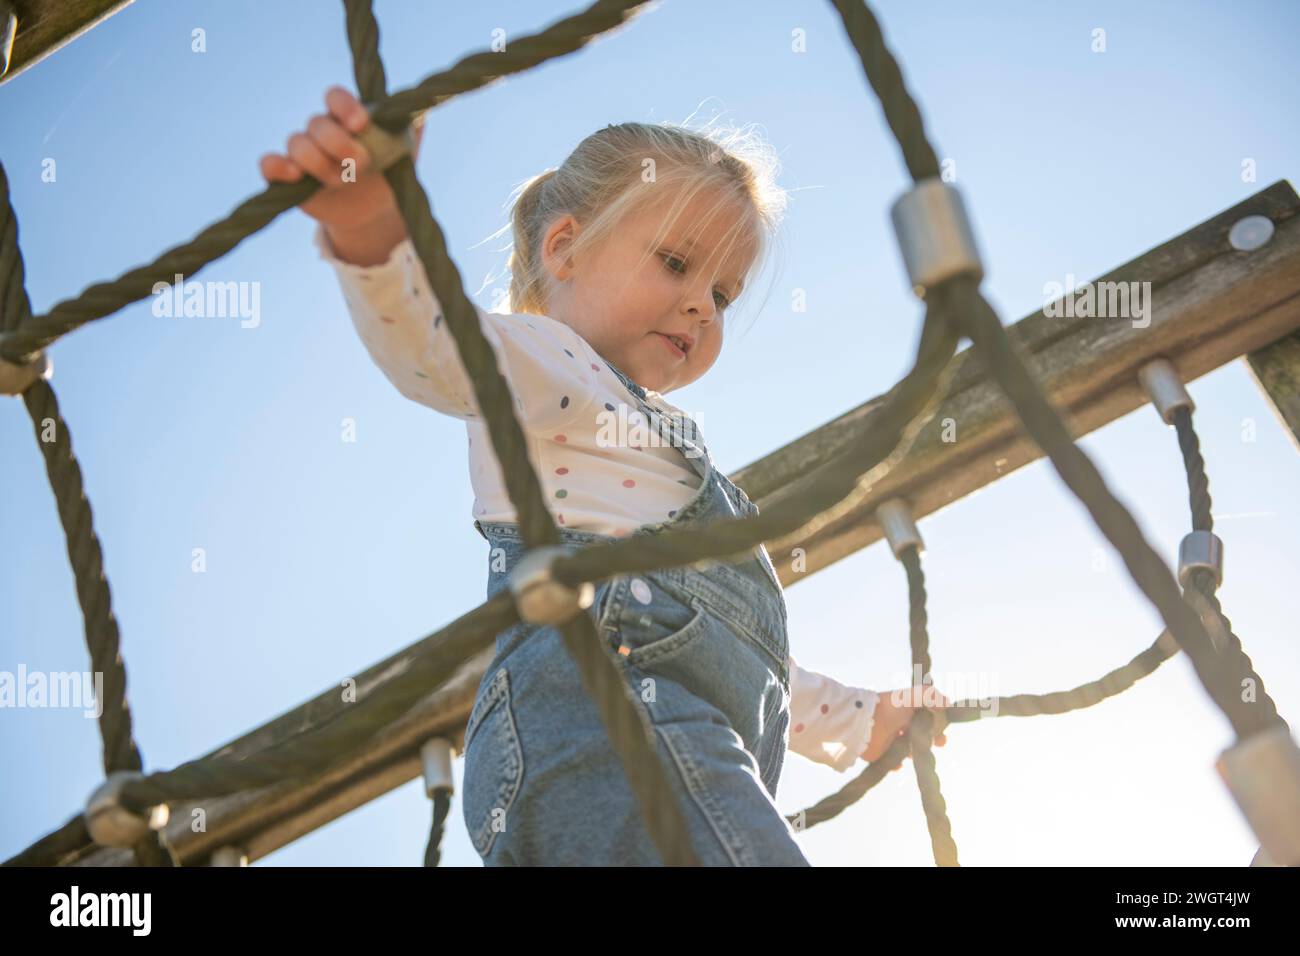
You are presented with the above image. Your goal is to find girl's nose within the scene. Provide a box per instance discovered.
[683,287,719,322]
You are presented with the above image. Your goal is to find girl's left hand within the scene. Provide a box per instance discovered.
[861,684,950,768]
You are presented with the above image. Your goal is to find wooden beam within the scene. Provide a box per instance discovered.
[66,180,1300,866]
[66,625,494,866]
[0,0,133,83]
[732,180,1300,586]
[1245,328,1300,453]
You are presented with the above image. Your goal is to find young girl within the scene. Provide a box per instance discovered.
[261,87,949,866]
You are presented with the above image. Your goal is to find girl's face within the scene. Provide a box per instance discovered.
[539,184,757,394]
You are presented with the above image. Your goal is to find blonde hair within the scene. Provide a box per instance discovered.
[502,120,788,327]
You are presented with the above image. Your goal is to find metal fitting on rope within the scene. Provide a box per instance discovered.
[890,179,984,299]
[421,736,455,797]
[209,846,248,867]
[1216,724,1300,867]
[876,498,924,558]
[84,771,169,848]
[1178,530,1224,589]
[508,545,595,625]
[357,101,422,172]
[0,348,51,396]
[1137,358,1195,425]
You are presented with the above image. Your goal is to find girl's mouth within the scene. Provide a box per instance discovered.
[656,332,686,360]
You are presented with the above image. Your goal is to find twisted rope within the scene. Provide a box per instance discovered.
[954,290,1269,739]
[828,0,941,182]
[901,546,959,866]
[4,0,1290,868]
[423,791,452,867]
[2,164,175,866]
[1171,406,1213,532]
[1171,406,1287,735]
[0,0,656,362]
[341,0,698,865]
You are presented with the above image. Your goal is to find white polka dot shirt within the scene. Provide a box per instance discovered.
[315,224,881,772]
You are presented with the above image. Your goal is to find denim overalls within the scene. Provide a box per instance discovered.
[461,360,809,866]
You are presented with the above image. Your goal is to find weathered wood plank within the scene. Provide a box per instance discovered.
[1245,328,1300,453]
[67,617,497,866]
[68,180,1300,865]
[733,180,1300,585]
[1,0,133,83]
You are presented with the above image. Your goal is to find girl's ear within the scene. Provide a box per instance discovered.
[542,215,579,280]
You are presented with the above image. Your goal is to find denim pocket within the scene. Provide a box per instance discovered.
[618,599,710,668]
[462,667,523,858]
[602,575,704,665]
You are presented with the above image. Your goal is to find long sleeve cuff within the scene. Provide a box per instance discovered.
[786,654,880,773]
[313,221,414,279]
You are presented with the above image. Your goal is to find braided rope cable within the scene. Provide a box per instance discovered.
[422,791,451,867]
[3,592,517,866]
[18,381,139,776]
[826,1,1257,740]
[4,0,1290,867]
[953,289,1269,738]
[0,161,33,336]
[1170,407,1287,735]
[108,591,516,813]
[343,8,455,869]
[0,0,655,361]
[341,0,697,865]
[790,628,1182,832]
[900,546,959,866]
[3,169,143,777]
[827,0,941,183]
[1171,406,1214,532]
[3,165,175,866]
[365,0,655,133]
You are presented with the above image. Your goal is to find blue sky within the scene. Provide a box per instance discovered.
[2,0,1298,866]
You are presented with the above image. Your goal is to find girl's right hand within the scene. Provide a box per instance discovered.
[258,85,425,234]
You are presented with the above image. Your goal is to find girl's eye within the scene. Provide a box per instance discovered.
[662,255,730,310]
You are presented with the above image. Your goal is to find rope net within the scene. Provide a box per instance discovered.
[0,0,1287,867]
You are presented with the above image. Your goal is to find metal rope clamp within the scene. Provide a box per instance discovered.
[1178,530,1227,653]
[0,349,52,396]
[1216,724,1300,867]
[890,179,985,299]
[421,736,456,797]
[357,101,424,173]
[1178,530,1224,589]
[1138,358,1195,424]
[508,546,595,626]
[876,498,924,559]
[84,771,170,848]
